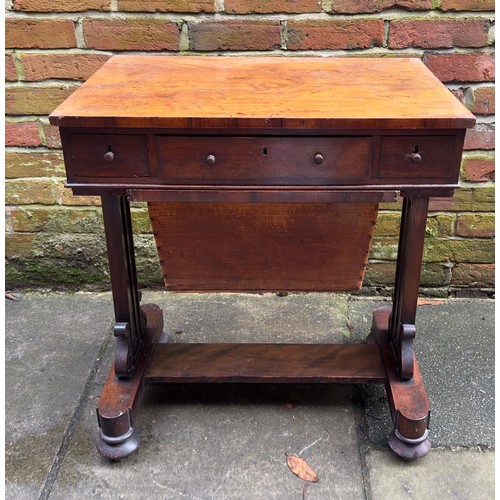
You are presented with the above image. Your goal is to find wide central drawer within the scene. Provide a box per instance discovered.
[156,136,372,185]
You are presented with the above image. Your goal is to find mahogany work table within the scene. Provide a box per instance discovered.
[50,56,475,461]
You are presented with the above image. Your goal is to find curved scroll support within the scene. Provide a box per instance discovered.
[399,323,416,380]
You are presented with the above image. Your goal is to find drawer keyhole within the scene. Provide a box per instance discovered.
[262,147,268,156]
[410,145,422,163]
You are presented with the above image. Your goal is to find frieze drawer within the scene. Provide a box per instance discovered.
[156,136,372,185]
[70,134,150,178]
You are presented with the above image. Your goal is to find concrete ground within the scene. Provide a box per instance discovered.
[5,291,495,499]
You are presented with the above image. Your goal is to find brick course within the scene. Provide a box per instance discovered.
[4,1,495,292]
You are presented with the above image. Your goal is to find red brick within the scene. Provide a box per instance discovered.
[21,53,110,81]
[456,214,494,238]
[425,53,494,82]
[440,0,494,11]
[389,19,489,49]
[331,0,432,13]
[6,85,78,115]
[451,263,494,287]
[189,20,281,51]
[226,0,321,13]
[6,19,77,48]
[83,18,179,50]
[287,20,384,50]
[13,0,110,10]
[461,155,495,182]
[5,121,42,147]
[469,86,495,114]
[42,123,62,148]
[464,124,495,150]
[118,0,214,12]
[6,55,17,81]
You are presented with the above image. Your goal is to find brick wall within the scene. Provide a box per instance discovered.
[5,0,495,296]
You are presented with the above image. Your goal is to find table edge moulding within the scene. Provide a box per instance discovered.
[49,56,476,461]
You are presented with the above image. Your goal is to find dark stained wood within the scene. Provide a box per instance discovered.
[49,56,476,130]
[155,136,372,185]
[96,304,163,460]
[145,343,386,384]
[148,202,378,292]
[372,307,431,459]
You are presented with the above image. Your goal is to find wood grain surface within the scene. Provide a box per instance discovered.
[49,56,475,129]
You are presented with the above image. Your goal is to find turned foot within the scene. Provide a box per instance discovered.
[388,429,431,460]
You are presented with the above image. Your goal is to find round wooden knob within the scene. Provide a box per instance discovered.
[410,152,422,163]
[104,150,115,162]
[206,154,216,165]
[314,153,324,165]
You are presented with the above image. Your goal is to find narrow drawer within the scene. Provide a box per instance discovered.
[378,135,456,181]
[70,134,149,178]
[156,136,372,185]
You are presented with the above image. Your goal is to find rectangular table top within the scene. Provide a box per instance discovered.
[49,56,475,131]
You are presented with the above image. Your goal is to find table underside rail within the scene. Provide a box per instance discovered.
[144,343,387,384]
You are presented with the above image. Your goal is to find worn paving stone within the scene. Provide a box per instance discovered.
[366,448,495,499]
[5,292,114,500]
[347,298,495,448]
[49,292,365,499]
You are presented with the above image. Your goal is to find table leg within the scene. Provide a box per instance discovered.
[381,195,431,458]
[96,195,163,459]
[390,196,429,380]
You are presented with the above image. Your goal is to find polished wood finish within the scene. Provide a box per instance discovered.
[49,56,474,461]
[148,202,378,292]
[145,343,386,384]
[50,56,475,130]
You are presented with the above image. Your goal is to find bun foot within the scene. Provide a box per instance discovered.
[388,429,431,460]
[96,426,140,460]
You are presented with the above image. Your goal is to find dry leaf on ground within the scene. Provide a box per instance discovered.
[286,454,319,483]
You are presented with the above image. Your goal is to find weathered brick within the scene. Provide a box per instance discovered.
[41,122,62,148]
[428,189,472,212]
[189,20,281,51]
[424,238,494,264]
[425,53,494,82]
[374,212,401,237]
[365,262,450,287]
[389,19,489,49]
[83,18,179,51]
[13,0,110,11]
[456,213,494,238]
[5,84,78,115]
[226,0,321,13]
[5,179,59,205]
[461,154,495,181]
[5,234,36,258]
[5,121,42,147]
[21,53,110,81]
[6,54,17,81]
[331,0,432,13]
[451,263,494,287]
[57,182,101,206]
[440,0,495,11]
[118,0,215,12]
[6,19,77,48]
[464,123,495,150]
[287,20,384,50]
[10,206,104,233]
[466,86,495,115]
[6,150,65,177]
[470,186,494,211]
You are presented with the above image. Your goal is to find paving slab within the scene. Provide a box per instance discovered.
[49,292,364,499]
[5,292,114,499]
[366,448,495,500]
[347,298,495,449]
